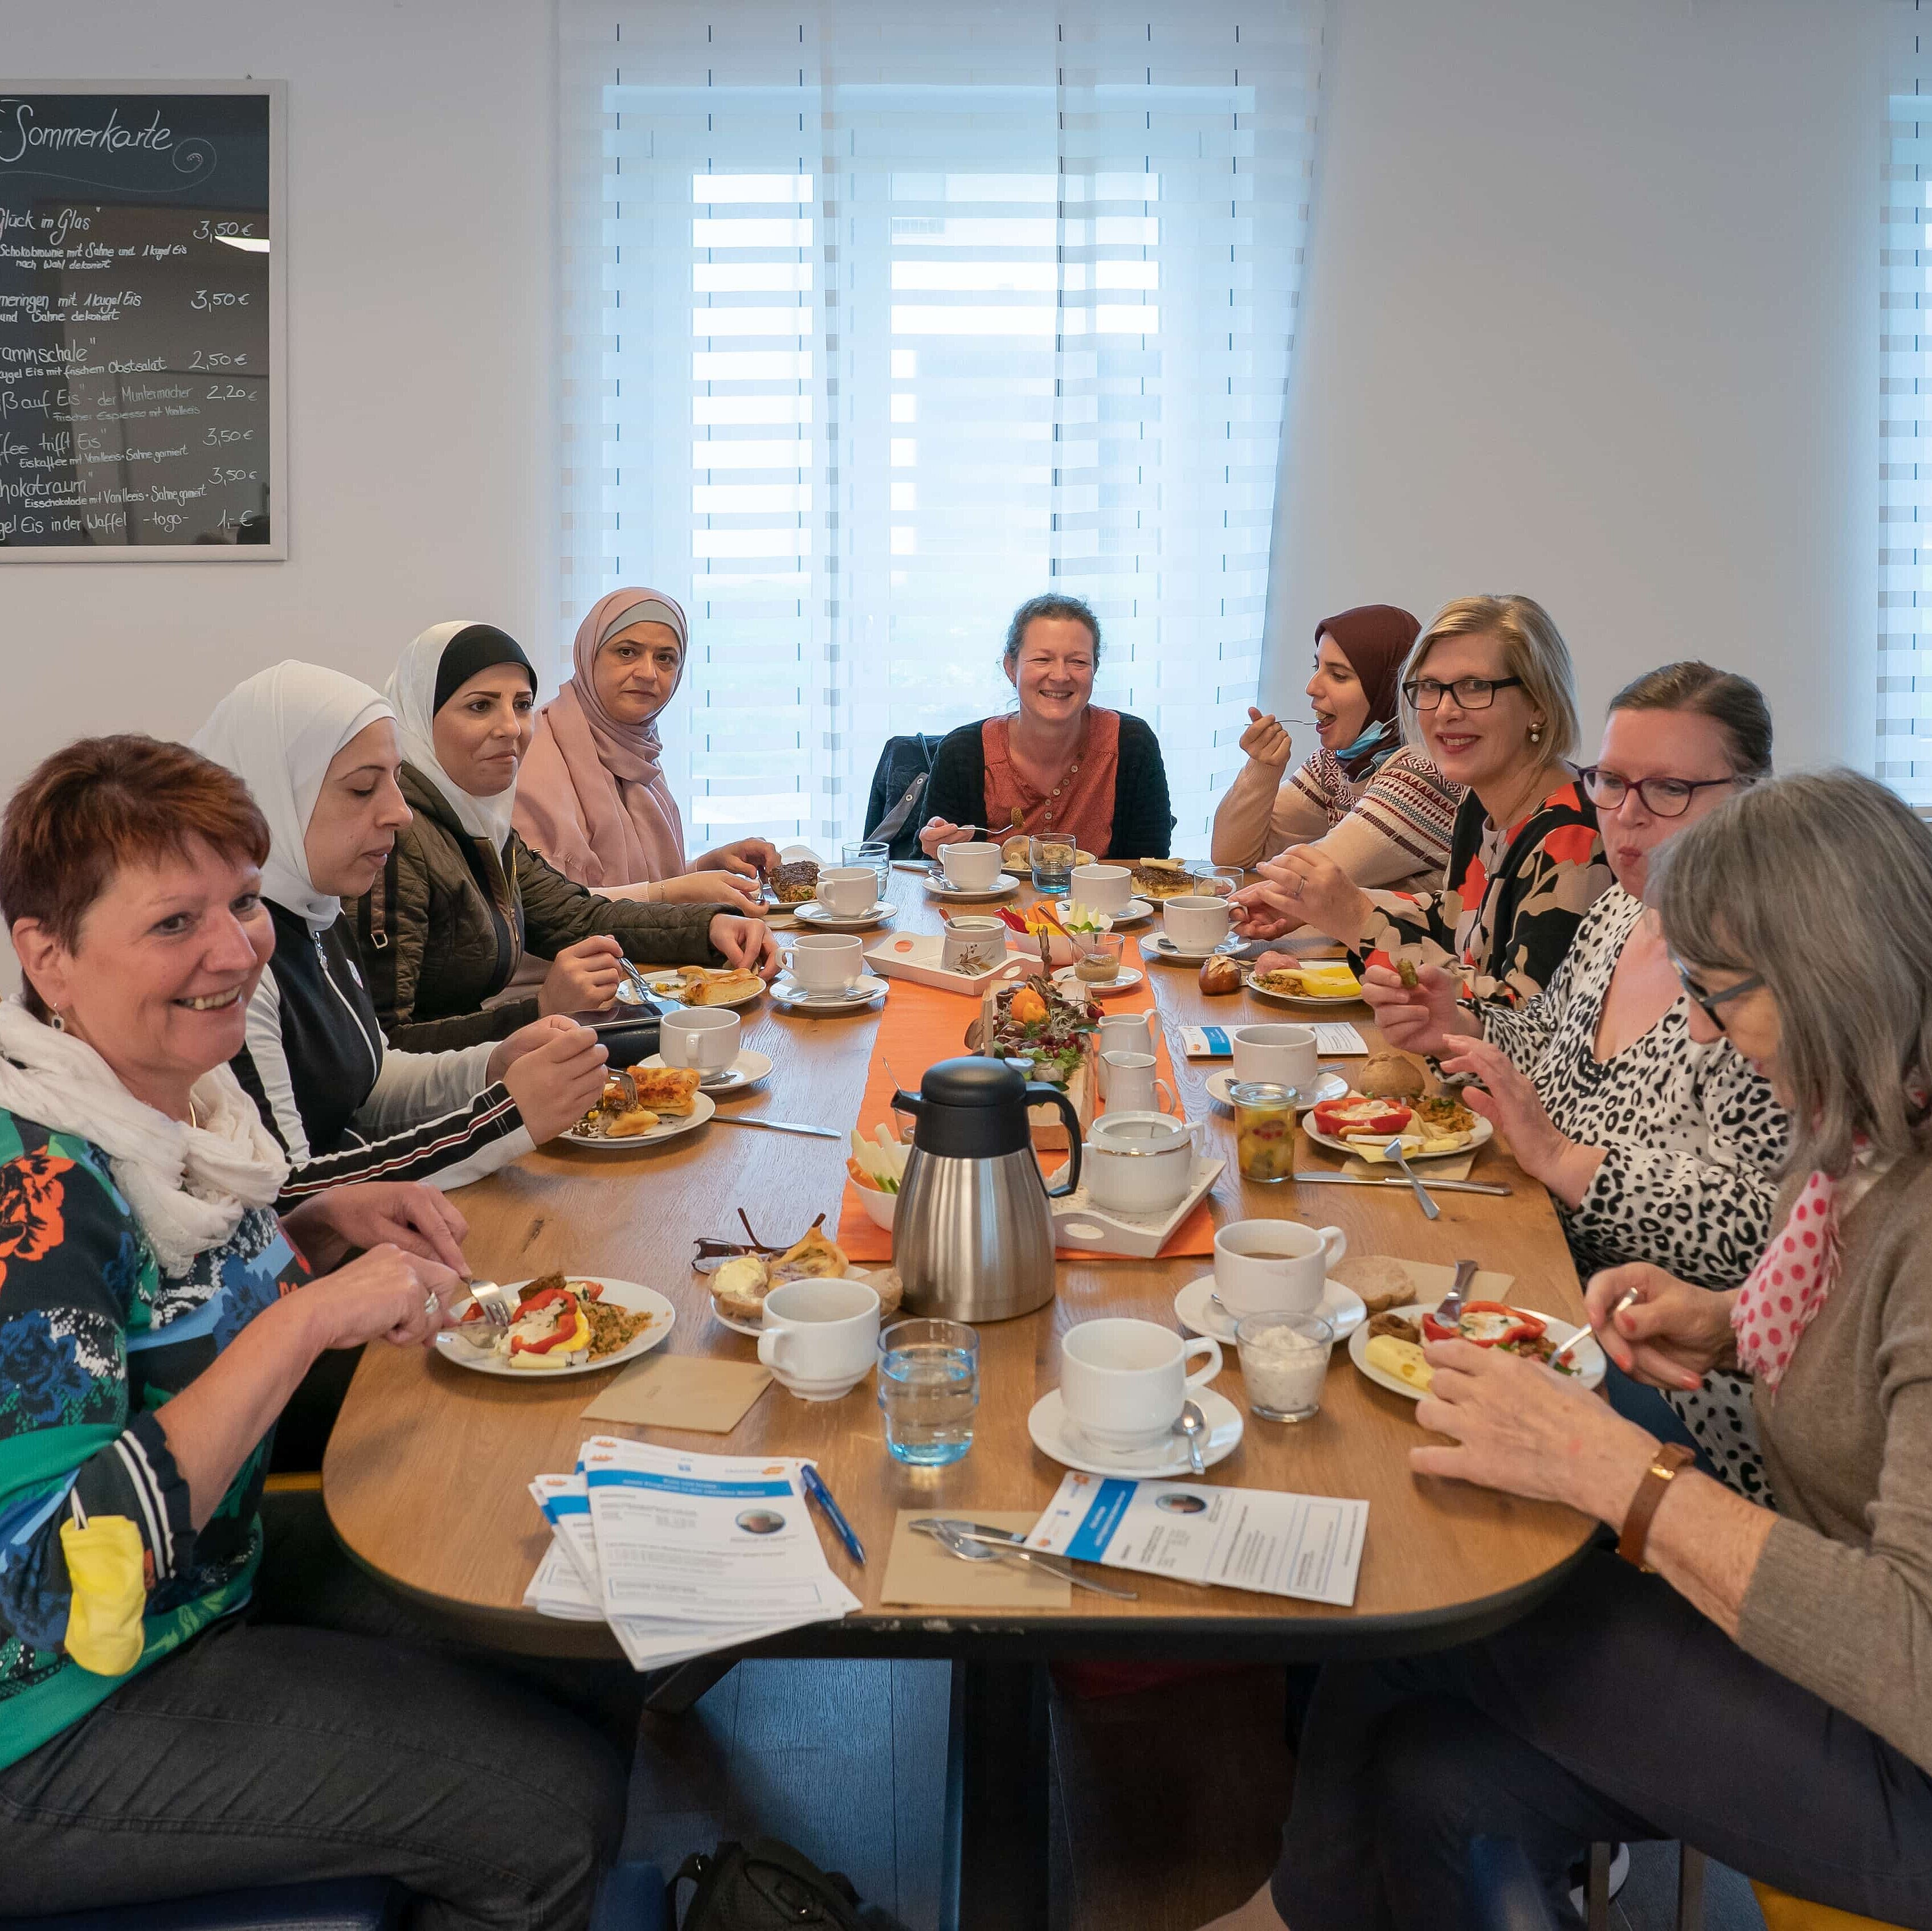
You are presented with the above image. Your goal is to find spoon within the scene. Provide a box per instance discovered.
[917,1520,1138,1600]
[1175,1399,1208,1474]
[1381,1138,1440,1220]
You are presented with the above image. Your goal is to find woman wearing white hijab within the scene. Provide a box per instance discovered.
[194,660,611,1196]
[345,621,777,1051]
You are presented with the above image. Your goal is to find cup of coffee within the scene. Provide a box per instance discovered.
[757,1278,882,1400]
[787,932,865,993]
[940,841,1003,892]
[1100,1050,1175,1115]
[941,915,1007,974]
[816,866,878,917]
[1069,864,1132,915]
[660,1007,741,1073]
[1163,894,1231,951]
[1084,1111,1198,1214]
[1212,1218,1348,1319]
[1059,1318,1223,1454]
[1231,1022,1320,1091]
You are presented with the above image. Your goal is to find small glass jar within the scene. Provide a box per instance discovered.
[1230,1079,1299,1184]
[1071,931,1125,985]
[1235,1311,1335,1421]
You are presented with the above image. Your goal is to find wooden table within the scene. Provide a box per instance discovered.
[325,874,1594,1926]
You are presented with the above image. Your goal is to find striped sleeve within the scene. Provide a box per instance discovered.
[1347,750,1461,879]
[270,1086,532,1201]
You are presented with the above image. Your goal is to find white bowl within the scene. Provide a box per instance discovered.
[855,1185,897,1231]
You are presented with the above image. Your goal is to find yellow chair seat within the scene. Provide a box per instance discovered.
[1751,1881,1908,1931]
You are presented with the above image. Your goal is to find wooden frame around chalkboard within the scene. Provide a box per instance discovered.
[0,79,287,562]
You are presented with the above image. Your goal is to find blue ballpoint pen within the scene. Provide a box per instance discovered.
[800,1463,865,1566]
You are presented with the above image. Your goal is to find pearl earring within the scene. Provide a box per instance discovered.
[1530,727,1542,744]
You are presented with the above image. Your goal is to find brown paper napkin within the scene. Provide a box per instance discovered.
[1332,1255,1516,1310]
[1338,1149,1476,1182]
[879,1509,1071,1609]
[580,1355,771,1431]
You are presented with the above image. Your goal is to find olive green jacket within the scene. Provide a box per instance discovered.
[344,765,729,1050]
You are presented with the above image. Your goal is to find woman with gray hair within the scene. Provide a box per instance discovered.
[1361,662,1786,1495]
[1202,768,1932,1931]
[1232,594,1612,1005]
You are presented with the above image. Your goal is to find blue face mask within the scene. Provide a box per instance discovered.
[1334,715,1395,768]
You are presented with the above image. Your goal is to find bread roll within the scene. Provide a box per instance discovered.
[1198,954,1243,995]
[1358,1049,1427,1100]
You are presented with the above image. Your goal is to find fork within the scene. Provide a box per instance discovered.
[1382,1138,1440,1220]
[450,1278,516,1347]
[1437,1258,1477,1326]
[616,957,656,1005]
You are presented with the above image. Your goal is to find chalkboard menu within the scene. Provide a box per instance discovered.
[0,84,285,560]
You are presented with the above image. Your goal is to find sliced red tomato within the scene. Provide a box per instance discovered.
[1310,1097,1413,1139]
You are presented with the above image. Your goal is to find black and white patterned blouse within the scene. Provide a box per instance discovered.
[1481,886,1791,1500]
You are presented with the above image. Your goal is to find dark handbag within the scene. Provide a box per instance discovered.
[668,1839,910,1931]
[861,733,945,861]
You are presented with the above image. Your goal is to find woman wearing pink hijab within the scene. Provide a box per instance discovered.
[514,588,779,903]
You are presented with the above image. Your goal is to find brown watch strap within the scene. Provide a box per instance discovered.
[1617,1442,1696,1571]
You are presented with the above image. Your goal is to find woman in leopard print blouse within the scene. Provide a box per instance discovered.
[1362,664,1786,1498]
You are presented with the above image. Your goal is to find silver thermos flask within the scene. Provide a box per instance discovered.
[889,1055,1084,1323]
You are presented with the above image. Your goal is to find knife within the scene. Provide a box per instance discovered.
[708,1115,843,1141]
[1292,1172,1512,1196]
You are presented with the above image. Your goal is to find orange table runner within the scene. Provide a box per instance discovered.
[835,939,1215,1261]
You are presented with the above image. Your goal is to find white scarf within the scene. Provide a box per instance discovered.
[0,1001,288,1277]
[192,660,395,932]
[386,621,521,851]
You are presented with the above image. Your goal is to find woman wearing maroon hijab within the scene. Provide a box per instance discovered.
[1211,603,1464,893]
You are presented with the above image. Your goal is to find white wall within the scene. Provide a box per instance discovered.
[1,0,557,813]
[1264,0,1890,776]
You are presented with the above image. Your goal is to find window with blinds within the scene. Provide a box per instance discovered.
[558,1,1324,850]
[1885,14,1932,802]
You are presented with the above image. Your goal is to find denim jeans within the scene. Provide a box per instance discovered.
[0,1495,636,1931]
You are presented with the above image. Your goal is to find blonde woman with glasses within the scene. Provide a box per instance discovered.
[1232,594,1612,1006]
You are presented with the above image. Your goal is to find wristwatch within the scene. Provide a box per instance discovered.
[1616,1442,1695,1571]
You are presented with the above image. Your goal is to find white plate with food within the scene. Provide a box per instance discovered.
[562,1076,716,1148]
[1026,1385,1243,1478]
[1050,964,1145,998]
[793,898,896,932]
[1302,1103,1492,1163]
[1245,964,1364,1008]
[770,973,889,1012]
[1143,932,1247,964]
[1349,1302,1604,1400]
[630,1049,772,1095]
[618,966,769,1010]
[1204,1067,1351,1112]
[438,1275,676,1378]
[923,872,1023,903]
[1125,860,1202,902]
[706,1229,903,1335]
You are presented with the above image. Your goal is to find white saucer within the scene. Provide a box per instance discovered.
[770,973,889,1012]
[1028,1385,1243,1478]
[1204,1067,1350,1112]
[1173,1274,1366,1344]
[1051,964,1145,997]
[1144,932,1244,964]
[924,872,1022,902]
[632,1049,773,1095]
[1102,897,1155,925]
[794,898,896,931]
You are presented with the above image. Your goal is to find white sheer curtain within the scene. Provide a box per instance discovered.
[558,0,1324,850]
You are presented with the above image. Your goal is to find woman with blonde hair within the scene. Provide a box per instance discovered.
[1232,593,1611,1006]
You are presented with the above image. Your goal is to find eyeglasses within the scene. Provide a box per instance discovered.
[1667,948,1764,1026]
[691,1209,826,1275]
[1579,767,1742,820]
[1400,676,1524,711]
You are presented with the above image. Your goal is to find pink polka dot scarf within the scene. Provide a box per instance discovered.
[1733,1169,1839,1392]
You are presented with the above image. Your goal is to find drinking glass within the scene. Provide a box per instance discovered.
[1072,931,1125,986]
[1194,864,1244,899]
[1230,1079,1298,1184]
[843,838,891,898]
[1235,1311,1335,1422]
[877,1318,980,1466]
[1030,834,1077,897]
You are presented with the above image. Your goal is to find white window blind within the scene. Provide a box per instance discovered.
[1885,10,1932,801]
[558,0,1323,850]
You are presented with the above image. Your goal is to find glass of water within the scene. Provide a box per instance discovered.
[1029,834,1077,897]
[877,1318,980,1466]
[843,839,891,899]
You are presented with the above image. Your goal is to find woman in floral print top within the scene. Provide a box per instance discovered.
[1232,594,1612,1007]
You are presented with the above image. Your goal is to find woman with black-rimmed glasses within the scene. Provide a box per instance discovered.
[1359,662,1787,1495]
[1231,594,1612,1006]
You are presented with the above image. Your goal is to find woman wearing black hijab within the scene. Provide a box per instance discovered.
[1210,604,1464,891]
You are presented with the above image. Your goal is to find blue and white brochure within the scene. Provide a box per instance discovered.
[1027,1471,1367,1606]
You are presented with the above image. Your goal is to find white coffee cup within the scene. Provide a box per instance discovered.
[940,840,1003,892]
[816,866,878,916]
[1212,1218,1349,1319]
[660,1007,741,1073]
[1231,1022,1320,1091]
[1084,1111,1199,1214]
[1164,894,1231,951]
[756,1278,881,1400]
[1070,864,1132,914]
[1100,1050,1174,1115]
[787,932,864,993]
[1059,1318,1223,1454]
